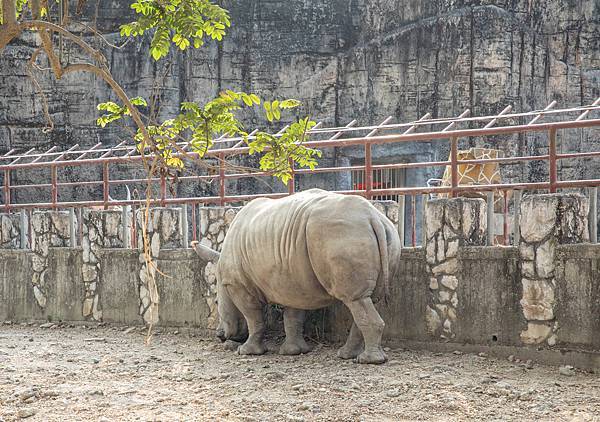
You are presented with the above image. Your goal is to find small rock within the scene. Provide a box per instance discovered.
[383,347,391,352]
[559,365,575,376]
[123,327,136,334]
[453,350,462,355]
[524,359,534,369]
[17,409,36,419]
[265,371,285,381]
[478,352,488,358]
[386,389,402,398]
[84,337,106,342]
[291,384,303,391]
[39,323,53,329]
[19,389,37,401]
[507,355,515,362]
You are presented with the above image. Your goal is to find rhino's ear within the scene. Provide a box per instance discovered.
[191,241,221,263]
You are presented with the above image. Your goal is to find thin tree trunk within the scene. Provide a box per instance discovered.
[2,0,17,26]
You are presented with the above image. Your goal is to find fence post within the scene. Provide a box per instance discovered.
[421,193,428,246]
[398,195,405,248]
[102,162,109,210]
[589,187,597,244]
[486,191,494,246]
[51,165,58,208]
[513,190,522,247]
[3,169,10,213]
[20,209,27,249]
[450,137,458,198]
[364,143,372,200]
[181,203,189,248]
[122,205,131,248]
[219,153,225,206]
[69,207,77,247]
[549,128,557,193]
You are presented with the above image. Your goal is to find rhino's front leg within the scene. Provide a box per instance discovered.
[344,297,387,364]
[337,322,364,360]
[279,307,311,355]
[226,285,267,355]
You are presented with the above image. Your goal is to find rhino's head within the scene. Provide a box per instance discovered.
[216,281,248,342]
[191,241,248,343]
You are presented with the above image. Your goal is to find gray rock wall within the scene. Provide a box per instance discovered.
[1,1,599,202]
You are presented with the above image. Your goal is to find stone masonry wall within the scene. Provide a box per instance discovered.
[0,213,24,249]
[30,211,73,308]
[136,208,182,326]
[518,193,589,346]
[424,198,487,340]
[82,210,124,321]
[198,206,241,329]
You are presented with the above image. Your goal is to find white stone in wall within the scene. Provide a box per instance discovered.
[440,275,458,290]
[520,278,555,321]
[33,286,46,308]
[82,265,97,282]
[431,258,458,276]
[208,222,220,235]
[450,293,458,308]
[445,201,461,233]
[435,233,445,263]
[439,290,452,303]
[151,233,161,257]
[224,208,237,224]
[519,243,535,261]
[520,322,552,344]
[83,297,93,316]
[429,278,438,290]
[521,261,536,279]
[426,241,436,265]
[445,239,459,259]
[425,202,444,240]
[520,196,558,242]
[535,238,557,279]
[425,306,441,334]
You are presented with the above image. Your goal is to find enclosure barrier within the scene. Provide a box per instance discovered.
[1,99,600,248]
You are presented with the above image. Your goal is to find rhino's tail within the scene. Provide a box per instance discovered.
[191,241,221,263]
[371,215,390,305]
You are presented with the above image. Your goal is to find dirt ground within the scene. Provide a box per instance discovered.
[0,323,599,421]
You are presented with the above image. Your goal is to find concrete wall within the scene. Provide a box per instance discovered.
[1,194,600,369]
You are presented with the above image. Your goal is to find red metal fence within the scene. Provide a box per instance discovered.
[1,98,600,247]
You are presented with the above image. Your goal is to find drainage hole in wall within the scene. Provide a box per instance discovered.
[491,335,498,342]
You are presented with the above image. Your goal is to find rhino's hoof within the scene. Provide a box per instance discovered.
[279,340,311,356]
[337,346,363,360]
[355,349,387,365]
[237,341,267,355]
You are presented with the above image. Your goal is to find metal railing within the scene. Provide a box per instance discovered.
[1,99,599,248]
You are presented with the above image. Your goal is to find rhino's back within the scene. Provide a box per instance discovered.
[218,189,387,308]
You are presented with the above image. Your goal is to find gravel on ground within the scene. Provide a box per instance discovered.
[1,323,599,421]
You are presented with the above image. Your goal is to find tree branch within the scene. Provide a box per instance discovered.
[62,62,154,155]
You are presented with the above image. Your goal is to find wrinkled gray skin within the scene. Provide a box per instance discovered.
[192,189,401,364]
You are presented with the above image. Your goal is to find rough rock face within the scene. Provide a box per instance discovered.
[0,0,599,199]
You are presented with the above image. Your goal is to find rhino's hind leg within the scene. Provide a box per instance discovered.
[345,298,387,364]
[337,322,364,360]
[279,308,311,355]
[227,285,267,356]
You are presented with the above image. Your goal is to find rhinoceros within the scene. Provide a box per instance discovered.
[192,189,401,364]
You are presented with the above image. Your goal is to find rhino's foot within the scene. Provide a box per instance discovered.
[279,339,311,355]
[356,348,387,365]
[337,344,364,360]
[223,340,242,352]
[237,340,267,355]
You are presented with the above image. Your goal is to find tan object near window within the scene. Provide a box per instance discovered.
[439,147,508,213]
